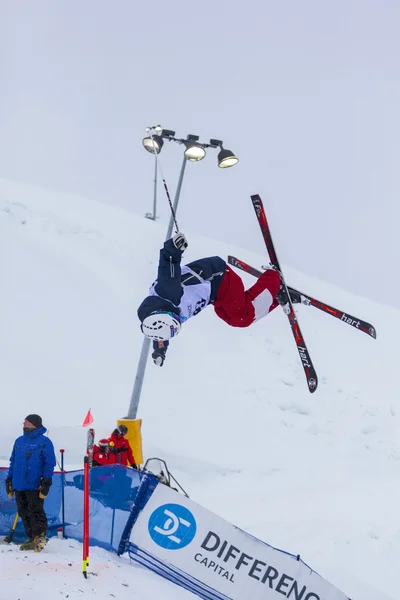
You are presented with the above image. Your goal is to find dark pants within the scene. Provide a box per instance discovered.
[15,490,48,539]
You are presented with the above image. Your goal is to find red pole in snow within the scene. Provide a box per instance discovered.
[82,456,90,578]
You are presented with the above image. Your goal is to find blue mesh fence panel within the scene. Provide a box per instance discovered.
[0,465,143,551]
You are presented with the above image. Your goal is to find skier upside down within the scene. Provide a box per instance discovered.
[138,233,297,366]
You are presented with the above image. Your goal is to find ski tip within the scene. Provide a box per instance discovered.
[308,376,318,393]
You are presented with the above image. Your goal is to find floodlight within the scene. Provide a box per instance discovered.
[184,143,206,162]
[187,134,200,142]
[142,135,164,154]
[217,148,239,168]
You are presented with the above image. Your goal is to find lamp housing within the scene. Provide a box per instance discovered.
[161,129,176,138]
[142,135,164,154]
[217,148,239,168]
[184,143,206,162]
[209,138,223,147]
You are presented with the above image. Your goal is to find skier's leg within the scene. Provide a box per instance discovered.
[245,269,281,321]
[213,266,280,326]
[213,266,254,326]
[15,491,33,540]
[26,491,48,538]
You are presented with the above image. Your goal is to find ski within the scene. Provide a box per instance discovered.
[228,256,377,339]
[250,194,318,393]
[87,428,95,468]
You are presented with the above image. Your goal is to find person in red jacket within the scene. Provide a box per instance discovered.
[107,425,137,468]
[92,439,113,467]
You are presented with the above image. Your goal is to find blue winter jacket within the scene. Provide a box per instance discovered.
[7,426,56,491]
[137,238,226,354]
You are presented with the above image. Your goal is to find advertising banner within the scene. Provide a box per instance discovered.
[128,485,348,600]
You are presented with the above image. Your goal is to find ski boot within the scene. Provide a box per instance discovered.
[276,283,303,306]
[287,287,303,304]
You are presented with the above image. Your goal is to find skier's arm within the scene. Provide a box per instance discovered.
[152,340,168,366]
[42,439,57,481]
[126,442,137,469]
[7,444,16,480]
[154,234,187,306]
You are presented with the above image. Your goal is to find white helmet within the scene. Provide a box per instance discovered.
[141,311,181,341]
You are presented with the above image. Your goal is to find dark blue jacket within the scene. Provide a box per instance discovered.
[137,239,226,321]
[137,239,226,354]
[8,426,56,491]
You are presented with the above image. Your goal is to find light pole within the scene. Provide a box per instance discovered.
[144,125,162,221]
[127,128,239,419]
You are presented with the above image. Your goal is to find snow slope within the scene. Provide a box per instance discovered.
[1,179,400,600]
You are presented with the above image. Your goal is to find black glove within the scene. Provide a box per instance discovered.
[39,478,52,499]
[152,340,168,367]
[5,478,13,499]
[152,350,166,366]
[172,232,188,251]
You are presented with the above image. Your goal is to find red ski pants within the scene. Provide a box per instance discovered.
[213,266,280,328]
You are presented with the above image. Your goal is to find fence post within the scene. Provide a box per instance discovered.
[60,449,66,538]
[82,456,90,578]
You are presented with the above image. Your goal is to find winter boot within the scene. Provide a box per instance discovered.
[33,534,48,553]
[19,539,35,551]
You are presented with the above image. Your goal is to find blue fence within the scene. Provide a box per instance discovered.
[0,465,155,551]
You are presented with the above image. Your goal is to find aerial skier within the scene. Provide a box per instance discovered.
[137,233,295,366]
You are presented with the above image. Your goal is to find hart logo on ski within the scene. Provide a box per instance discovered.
[298,347,312,368]
[148,503,197,550]
[341,314,360,328]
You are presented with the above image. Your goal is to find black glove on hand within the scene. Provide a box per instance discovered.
[5,478,13,499]
[152,340,168,367]
[39,478,52,499]
[152,350,166,366]
[172,232,188,251]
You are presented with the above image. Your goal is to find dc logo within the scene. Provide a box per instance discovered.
[148,503,197,550]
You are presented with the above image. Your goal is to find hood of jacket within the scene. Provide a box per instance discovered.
[23,425,47,438]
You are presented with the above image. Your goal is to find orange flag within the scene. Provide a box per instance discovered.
[82,409,94,427]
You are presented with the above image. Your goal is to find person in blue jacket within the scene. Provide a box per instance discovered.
[6,414,56,550]
[138,233,291,366]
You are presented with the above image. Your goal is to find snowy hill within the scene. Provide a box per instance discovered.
[1,178,400,600]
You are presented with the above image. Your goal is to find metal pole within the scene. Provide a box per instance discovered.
[166,156,187,238]
[152,155,157,219]
[127,156,188,419]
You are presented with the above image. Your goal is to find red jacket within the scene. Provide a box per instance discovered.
[92,445,113,466]
[107,432,136,467]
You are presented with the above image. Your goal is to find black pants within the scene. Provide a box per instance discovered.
[15,490,48,539]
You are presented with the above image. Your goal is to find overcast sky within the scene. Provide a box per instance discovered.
[2,0,399,308]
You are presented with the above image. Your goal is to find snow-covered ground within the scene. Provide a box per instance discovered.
[0,538,192,600]
[1,179,399,599]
